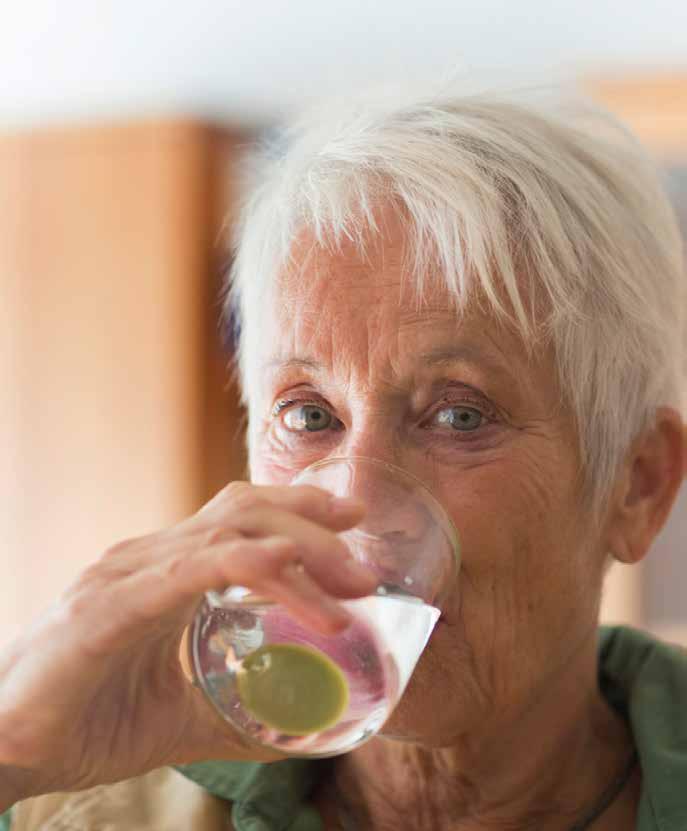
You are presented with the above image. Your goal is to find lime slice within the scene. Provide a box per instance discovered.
[236,642,349,735]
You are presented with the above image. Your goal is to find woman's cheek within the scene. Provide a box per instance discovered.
[250,426,339,483]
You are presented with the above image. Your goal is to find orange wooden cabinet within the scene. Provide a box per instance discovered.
[0,120,250,641]
[587,75,687,159]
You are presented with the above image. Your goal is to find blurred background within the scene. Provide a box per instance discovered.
[1,0,686,645]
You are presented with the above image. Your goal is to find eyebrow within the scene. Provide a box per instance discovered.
[418,345,505,369]
[263,357,323,372]
[263,345,512,378]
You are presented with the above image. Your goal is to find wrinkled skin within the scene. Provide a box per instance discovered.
[244,216,683,829]
[249,226,604,751]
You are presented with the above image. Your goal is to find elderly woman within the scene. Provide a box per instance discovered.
[1,87,686,831]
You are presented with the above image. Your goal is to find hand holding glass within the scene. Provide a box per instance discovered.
[187,457,460,757]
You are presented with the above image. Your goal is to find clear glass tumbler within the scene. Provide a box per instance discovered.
[187,456,460,757]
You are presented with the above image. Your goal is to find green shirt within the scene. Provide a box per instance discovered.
[3,625,687,831]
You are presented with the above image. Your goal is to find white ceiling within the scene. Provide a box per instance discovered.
[1,0,686,129]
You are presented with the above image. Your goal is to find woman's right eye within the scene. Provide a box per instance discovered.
[282,404,335,433]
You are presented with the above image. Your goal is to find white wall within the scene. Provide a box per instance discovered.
[0,0,686,128]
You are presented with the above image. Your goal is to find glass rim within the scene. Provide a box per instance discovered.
[292,455,461,565]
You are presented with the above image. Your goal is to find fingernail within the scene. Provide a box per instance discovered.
[329,496,365,515]
[342,559,377,588]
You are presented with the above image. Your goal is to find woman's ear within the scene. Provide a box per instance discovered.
[606,407,685,565]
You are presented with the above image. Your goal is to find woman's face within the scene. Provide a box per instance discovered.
[246,222,607,746]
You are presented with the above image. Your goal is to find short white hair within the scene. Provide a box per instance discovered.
[225,85,686,510]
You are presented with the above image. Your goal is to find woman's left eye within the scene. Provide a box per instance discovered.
[282,404,334,432]
[432,405,485,432]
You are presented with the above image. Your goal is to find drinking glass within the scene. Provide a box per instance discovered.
[187,456,460,758]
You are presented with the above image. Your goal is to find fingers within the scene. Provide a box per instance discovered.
[66,480,377,647]
[172,480,375,598]
[109,536,354,636]
[116,507,376,602]
[224,506,376,598]
[198,482,366,533]
[260,565,353,635]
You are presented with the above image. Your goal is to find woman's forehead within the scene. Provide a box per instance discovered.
[265,232,515,352]
[270,257,460,353]
[270,211,533,328]
[254,270,548,410]
[273,222,458,318]
[242,220,556,404]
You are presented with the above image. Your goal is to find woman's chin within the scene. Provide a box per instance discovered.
[379,685,446,745]
[378,626,465,745]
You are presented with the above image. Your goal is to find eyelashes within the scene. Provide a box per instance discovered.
[271,393,499,441]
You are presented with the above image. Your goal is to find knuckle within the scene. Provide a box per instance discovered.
[224,536,294,575]
[61,587,93,623]
[70,560,107,591]
[236,504,271,527]
[67,564,118,601]
[222,481,264,512]
[202,525,232,548]
[102,539,131,559]
[292,484,329,508]
[162,553,189,580]
[264,541,298,570]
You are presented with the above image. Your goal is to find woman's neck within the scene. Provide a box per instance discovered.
[316,638,638,831]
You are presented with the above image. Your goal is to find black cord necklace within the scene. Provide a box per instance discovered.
[336,750,638,831]
[567,750,638,831]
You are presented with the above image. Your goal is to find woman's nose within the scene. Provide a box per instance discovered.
[325,453,451,598]
[350,464,434,542]
[334,427,435,544]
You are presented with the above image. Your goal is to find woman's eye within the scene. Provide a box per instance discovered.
[282,404,333,432]
[434,405,484,432]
